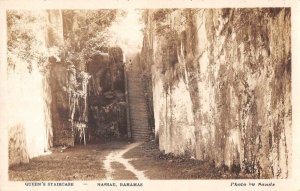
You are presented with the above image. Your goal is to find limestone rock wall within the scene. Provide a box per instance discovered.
[7,66,52,166]
[146,8,291,178]
[87,47,127,140]
[6,10,64,166]
[48,10,89,146]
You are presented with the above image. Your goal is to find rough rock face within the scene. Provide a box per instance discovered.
[7,66,51,166]
[6,11,53,166]
[87,47,127,140]
[50,10,91,146]
[6,10,64,166]
[144,8,291,178]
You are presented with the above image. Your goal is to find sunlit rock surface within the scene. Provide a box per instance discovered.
[144,8,291,178]
[7,10,61,166]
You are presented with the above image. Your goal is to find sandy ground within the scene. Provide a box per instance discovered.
[9,140,249,181]
[9,141,129,181]
[124,141,250,179]
[103,142,147,180]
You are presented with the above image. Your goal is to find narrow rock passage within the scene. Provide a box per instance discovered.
[103,143,148,180]
[127,55,152,142]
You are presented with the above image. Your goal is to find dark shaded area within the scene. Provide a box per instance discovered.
[87,47,128,141]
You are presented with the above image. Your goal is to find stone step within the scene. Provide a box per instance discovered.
[130,110,148,113]
[128,77,143,81]
[131,125,149,128]
[128,79,143,82]
[130,120,148,124]
[128,88,143,91]
[130,116,148,120]
[131,127,150,131]
[130,105,146,108]
[131,122,148,124]
[132,134,150,138]
[128,81,143,83]
[129,106,148,109]
[131,119,148,122]
[130,109,147,112]
[132,137,150,140]
[128,76,143,78]
[129,105,147,108]
[129,103,146,106]
[131,126,150,129]
[128,102,147,106]
[131,120,148,123]
[130,116,147,119]
[130,109,148,112]
[128,96,146,99]
[132,132,150,136]
[128,93,144,95]
[129,98,146,101]
[128,84,143,86]
[128,99,146,102]
[130,122,148,126]
[128,103,147,106]
[128,82,143,85]
[127,65,151,142]
[128,100,146,103]
[129,102,146,105]
[128,90,144,93]
[131,121,148,124]
[132,140,149,142]
[132,133,150,136]
[128,95,144,98]
[130,107,147,110]
[128,91,144,94]
[130,106,147,109]
[128,83,143,85]
[128,89,144,92]
[132,136,150,141]
[130,117,148,121]
[128,86,143,89]
[129,108,147,111]
[131,131,151,134]
[128,97,146,100]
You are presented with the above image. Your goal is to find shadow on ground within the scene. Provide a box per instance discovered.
[9,140,253,181]
[124,141,253,179]
[9,141,127,181]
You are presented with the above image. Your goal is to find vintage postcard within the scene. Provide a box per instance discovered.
[0,0,299,191]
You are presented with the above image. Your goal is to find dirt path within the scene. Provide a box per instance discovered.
[9,141,245,180]
[124,141,253,179]
[103,143,148,180]
[9,141,148,181]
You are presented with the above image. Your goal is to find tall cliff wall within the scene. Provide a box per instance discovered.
[6,11,54,166]
[145,8,291,178]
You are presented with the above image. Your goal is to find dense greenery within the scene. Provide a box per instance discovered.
[7,10,125,73]
[63,10,126,70]
[7,11,49,72]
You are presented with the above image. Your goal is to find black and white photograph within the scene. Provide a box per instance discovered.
[0,1,299,191]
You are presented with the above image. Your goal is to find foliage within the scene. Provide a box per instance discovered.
[63,10,126,70]
[7,10,48,73]
[7,10,125,73]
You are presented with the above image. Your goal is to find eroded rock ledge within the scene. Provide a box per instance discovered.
[141,8,291,178]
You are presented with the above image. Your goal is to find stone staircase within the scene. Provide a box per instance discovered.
[127,61,151,142]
